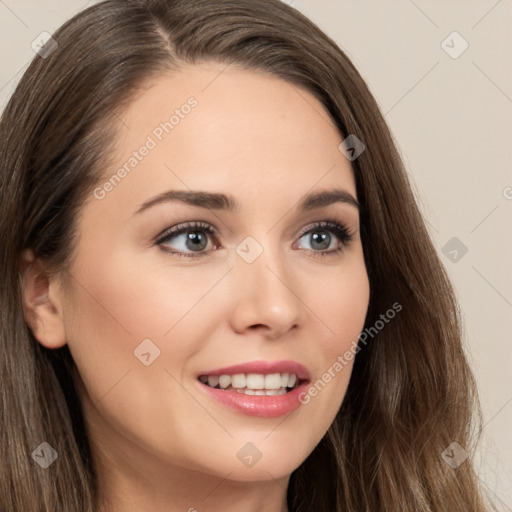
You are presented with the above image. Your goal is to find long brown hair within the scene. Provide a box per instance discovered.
[0,0,495,510]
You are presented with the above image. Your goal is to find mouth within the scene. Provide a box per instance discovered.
[198,372,302,396]
[195,360,311,417]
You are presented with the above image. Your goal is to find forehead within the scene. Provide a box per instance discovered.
[92,62,356,217]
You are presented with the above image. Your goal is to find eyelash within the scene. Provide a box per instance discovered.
[155,219,355,259]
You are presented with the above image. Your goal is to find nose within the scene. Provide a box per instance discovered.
[229,244,302,339]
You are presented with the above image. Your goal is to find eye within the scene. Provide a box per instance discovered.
[156,221,218,258]
[155,219,355,259]
[293,220,354,257]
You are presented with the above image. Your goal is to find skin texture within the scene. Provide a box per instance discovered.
[21,62,370,512]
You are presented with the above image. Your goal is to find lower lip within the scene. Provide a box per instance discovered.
[197,380,309,418]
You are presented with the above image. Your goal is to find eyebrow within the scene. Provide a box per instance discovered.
[134,187,360,215]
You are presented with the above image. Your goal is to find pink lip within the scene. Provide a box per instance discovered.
[196,360,310,418]
[197,360,310,380]
[197,381,310,418]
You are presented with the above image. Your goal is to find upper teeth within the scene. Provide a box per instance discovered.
[199,373,298,390]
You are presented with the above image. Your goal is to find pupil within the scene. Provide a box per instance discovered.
[186,232,207,251]
[311,231,330,250]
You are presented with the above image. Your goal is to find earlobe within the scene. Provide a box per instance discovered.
[19,249,68,349]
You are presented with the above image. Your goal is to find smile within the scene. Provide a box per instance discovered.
[196,360,310,417]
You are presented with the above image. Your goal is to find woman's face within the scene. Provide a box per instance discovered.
[52,62,370,483]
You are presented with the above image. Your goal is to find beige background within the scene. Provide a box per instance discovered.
[1,0,511,508]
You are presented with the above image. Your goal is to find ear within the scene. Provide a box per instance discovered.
[19,248,67,349]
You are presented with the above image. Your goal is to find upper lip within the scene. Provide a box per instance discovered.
[198,360,310,381]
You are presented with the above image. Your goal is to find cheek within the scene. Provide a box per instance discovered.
[66,243,228,342]
[309,252,370,353]
[297,254,369,420]
[61,252,235,466]
[62,248,233,401]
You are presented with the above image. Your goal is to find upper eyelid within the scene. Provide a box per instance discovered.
[298,220,349,234]
[155,221,216,241]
